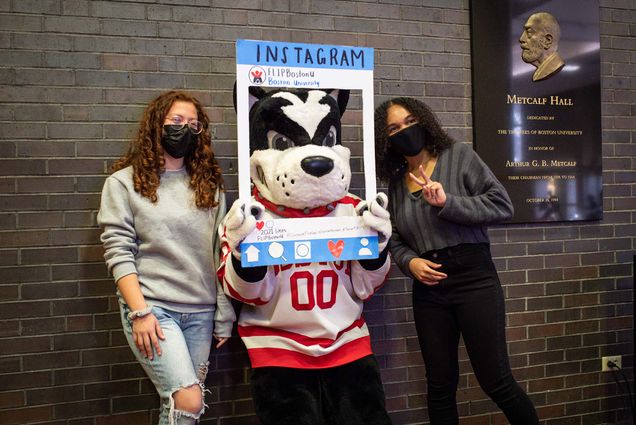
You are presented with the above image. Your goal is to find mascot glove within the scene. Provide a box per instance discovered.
[357,193,392,252]
[224,199,264,259]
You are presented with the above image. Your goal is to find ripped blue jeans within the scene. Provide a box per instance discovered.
[120,303,214,425]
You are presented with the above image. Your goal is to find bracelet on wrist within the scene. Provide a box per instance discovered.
[127,305,153,321]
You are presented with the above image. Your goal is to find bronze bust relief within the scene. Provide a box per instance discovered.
[519,12,565,82]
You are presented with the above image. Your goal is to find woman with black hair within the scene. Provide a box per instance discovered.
[375,97,538,425]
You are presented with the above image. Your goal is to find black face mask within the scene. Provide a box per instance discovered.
[388,125,427,157]
[161,125,198,159]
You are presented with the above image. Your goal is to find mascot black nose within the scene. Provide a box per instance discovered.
[301,156,334,178]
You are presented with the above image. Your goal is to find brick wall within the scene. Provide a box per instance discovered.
[0,1,633,424]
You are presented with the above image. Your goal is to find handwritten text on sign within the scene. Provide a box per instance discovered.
[240,216,379,267]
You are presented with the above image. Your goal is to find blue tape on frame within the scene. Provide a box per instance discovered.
[240,236,379,267]
[236,39,373,70]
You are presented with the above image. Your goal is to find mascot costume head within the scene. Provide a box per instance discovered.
[247,86,352,210]
[217,85,393,425]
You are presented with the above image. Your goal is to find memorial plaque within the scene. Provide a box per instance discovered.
[470,0,602,222]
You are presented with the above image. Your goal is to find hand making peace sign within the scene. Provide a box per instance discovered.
[408,164,447,207]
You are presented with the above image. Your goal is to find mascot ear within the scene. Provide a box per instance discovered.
[326,89,349,117]
[233,82,267,112]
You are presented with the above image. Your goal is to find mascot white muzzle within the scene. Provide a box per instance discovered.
[251,144,351,210]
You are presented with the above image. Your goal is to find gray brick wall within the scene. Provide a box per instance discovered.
[0,1,633,424]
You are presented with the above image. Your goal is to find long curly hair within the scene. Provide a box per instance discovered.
[375,97,454,183]
[111,91,223,209]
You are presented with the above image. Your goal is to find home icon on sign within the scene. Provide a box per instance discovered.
[245,245,260,262]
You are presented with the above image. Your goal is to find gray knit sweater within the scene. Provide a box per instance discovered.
[97,166,235,337]
[388,142,513,278]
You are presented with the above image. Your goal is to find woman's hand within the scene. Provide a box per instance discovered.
[214,334,229,349]
[131,313,165,360]
[409,165,447,207]
[408,258,447,285]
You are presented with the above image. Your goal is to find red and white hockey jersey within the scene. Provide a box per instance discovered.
[217,192,390,369]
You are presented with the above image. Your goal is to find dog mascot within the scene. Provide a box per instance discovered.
[218,87,393,425]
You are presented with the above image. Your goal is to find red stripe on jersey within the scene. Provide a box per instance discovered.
[359,252,391,302]
[253,186,361,218]
[239,317,366,348]
[223,277,268,305]
[247,336,372,369]
[215,229,231,284]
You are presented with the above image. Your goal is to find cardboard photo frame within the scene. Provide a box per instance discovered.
[235,39,378,267]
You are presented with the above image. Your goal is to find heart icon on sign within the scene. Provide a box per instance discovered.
[255,221,264,230]
[328,240,344,258]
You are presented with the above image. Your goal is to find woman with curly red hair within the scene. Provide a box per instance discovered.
[98,91,235,425]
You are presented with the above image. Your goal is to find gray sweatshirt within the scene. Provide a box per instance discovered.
[388,142,514,278]
[97,166,235,336]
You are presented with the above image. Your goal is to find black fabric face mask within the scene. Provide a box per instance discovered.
[388,125,427,157]
[161,125,198,159]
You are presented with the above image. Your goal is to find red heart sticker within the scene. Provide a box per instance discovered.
[328,240,345,258]
[255,221,264,230]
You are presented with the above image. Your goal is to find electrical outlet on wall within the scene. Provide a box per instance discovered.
[601,355,622,372]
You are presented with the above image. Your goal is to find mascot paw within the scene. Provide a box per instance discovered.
[225,199,264,259]
[357,193,392,252]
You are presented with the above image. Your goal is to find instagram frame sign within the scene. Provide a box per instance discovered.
[235,39,377,267]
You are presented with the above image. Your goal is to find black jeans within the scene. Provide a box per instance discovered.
[412,243,538,425]
[250,355,392,425]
